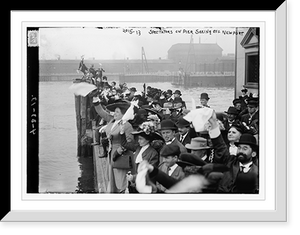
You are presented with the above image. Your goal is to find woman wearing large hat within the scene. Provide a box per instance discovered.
[93,98,134,193]
[120,121,164,193]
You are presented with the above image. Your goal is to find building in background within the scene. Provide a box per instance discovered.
[235,27,260,98]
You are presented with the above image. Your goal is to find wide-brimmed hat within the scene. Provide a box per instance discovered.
[132,121,165,142]
[162,102,173,109]
[200,92,210,100]
[132,130,164,142]
[234,133,258,149]
[176,116,191,128]
[144,108,163,121]
[105,100,131,113]
[177,153,207,168]
[185,137,211,150]
[225,106,238,115]
[159,119,177,131]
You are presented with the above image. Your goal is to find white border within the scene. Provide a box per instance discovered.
[7,5,286,221]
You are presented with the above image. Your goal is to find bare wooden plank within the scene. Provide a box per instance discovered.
[92,124,108,193]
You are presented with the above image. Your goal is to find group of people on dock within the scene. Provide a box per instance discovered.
[87,73,259,194]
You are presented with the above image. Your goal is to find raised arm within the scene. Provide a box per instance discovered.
[93,103,113,123]
[207,111,232,165]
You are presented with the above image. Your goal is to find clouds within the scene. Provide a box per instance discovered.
[39,27,236,60]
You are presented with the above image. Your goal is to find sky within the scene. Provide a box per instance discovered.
[39,27,238,60]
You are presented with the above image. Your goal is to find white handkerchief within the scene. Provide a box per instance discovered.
[183,107,213,132]
[135,168,152,194]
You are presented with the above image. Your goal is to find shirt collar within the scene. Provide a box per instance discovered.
[239,161,253,169]
[166,137,176,145]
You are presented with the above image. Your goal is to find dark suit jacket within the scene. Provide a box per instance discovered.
[241,111,259,126]
[175,128,197,147]
[156,162,185,192]
[211,133,259,193]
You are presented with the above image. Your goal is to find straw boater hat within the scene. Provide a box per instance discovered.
[162,102,173,109]
[185,137,212,150]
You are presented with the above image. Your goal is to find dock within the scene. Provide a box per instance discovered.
[91,123,108,193]
[119,73,235,87]
[74,81,108,193]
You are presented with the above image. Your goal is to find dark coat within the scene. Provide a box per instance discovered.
[131,145,159,175]
[241,111,259,126]
[175,128,197,151]
[211,133,259,193]
[156,162,185,192]
[149,166,180,191]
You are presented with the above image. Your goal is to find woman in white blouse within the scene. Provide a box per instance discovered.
[120,122,164,192]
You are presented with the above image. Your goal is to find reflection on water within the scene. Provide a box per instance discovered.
[39,81,234,193]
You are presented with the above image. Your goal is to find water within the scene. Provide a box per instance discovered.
[38,80,234,193]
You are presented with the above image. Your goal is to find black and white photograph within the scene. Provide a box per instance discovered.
[5,5,289,224]
[34,26,260,194]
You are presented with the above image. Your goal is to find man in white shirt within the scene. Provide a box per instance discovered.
[159,119,187,163]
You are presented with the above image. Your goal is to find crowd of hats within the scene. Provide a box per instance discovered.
[92,80,259,158]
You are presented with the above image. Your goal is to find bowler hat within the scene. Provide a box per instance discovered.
[159,119,177,131]
[166,89,173,95]
[177,153,207,168]
[160,144,181,158]
[225,106,238,115]
[174,90,182,96]
[247,98,259,107]
[234,133,258,149]
[185,137,211,150]
[232,98,242,106]
[200,92,210,100]
[176,117,191,128]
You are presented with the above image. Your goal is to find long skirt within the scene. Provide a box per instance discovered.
[105,155,128,193]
